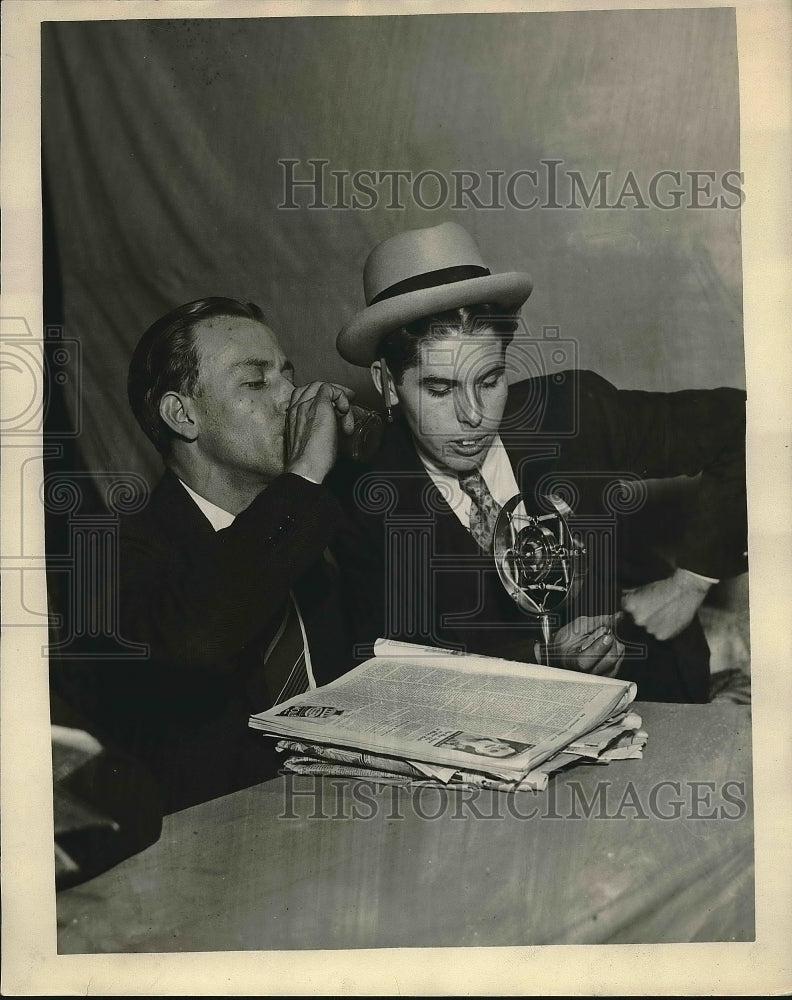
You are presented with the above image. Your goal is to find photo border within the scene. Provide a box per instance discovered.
[2,0,790,994]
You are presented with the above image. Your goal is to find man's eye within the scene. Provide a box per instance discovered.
[244,380,266,389]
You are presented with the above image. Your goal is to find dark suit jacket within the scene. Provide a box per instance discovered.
[333,370,747,704]
[53,470,354,812]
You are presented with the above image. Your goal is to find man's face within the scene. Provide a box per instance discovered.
[188,315,295,487]
[393,331,508,474]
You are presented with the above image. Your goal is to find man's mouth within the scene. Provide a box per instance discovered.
[448,436,490,456]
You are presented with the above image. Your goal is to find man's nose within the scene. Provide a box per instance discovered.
[455,388,484,427]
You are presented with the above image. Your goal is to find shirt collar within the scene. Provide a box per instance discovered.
[178,479,236,531]
[413,435,520,527]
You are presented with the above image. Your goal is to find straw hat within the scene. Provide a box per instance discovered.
[336,222,533,366]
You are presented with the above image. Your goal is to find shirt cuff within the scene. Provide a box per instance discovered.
[291,471,324,486]
[677,567,719,587]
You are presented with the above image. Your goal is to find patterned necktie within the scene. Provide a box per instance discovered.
[458,469,502,552]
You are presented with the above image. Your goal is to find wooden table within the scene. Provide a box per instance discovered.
[56,703,754,952]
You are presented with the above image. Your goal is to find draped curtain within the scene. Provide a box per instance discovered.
[42,9,743,491]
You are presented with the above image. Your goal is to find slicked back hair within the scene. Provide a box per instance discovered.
[128,297,268,455]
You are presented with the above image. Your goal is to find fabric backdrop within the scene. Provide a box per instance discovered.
[42,8,744,491]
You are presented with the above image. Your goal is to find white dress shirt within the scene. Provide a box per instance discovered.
[418,435,519,526]
[179,479,236,531]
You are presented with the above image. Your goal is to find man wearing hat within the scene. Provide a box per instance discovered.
[334,223,747,701]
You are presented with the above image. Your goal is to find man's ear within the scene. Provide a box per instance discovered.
[159,391,199,443]
[370,359,395,406]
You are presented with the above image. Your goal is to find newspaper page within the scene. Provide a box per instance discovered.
[250,639,636,780]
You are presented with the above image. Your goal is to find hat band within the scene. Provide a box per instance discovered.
[369,264,491,306]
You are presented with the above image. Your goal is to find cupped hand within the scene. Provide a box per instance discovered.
[285,381,355,483]
[546,613,625,677]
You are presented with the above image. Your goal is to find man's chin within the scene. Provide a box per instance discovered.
[440,445,490,474]
[450,459,481,474]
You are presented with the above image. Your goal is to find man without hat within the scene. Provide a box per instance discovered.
[55,298,358,811]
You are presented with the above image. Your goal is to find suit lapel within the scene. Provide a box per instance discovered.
[376,418,483,557]
[148,469,219,549]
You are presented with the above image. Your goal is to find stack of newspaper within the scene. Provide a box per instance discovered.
[249,639,648,793]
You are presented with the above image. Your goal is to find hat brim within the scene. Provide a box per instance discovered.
[336,271,533,367]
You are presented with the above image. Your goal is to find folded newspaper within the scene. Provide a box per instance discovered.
[249,639,648,792]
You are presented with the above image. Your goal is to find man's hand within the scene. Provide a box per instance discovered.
[285,381,355,484]
[620,568,712,642]
[546,614,624,677]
